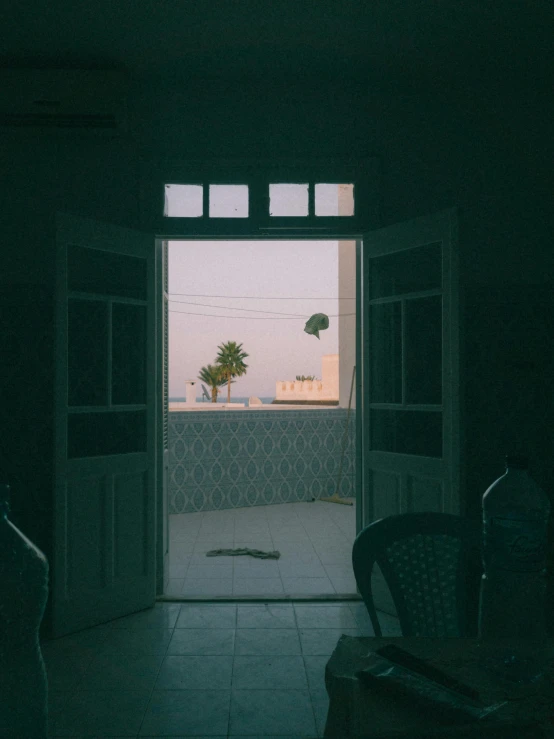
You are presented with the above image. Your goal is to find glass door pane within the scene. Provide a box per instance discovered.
[112,303,147,405]
[68,298,108,406]
[405,295,442,404]
[369,302,402,403]
[369,241,442,298]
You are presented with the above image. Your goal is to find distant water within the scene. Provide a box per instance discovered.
[170,396,275,404]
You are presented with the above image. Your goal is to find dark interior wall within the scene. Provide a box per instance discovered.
[0,75,552,567]
[0,133,140,559]
[362,86,554,519]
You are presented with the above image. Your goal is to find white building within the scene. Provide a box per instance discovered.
[275,354,339,404]
[184,380,197,404]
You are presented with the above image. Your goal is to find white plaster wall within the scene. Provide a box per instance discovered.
[185,381,197,404]
[338,241,356,408]
[321,354,339,398]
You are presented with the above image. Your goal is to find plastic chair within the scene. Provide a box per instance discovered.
[352,512,483,638]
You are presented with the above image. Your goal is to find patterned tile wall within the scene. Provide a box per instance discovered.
[169,409,356,513]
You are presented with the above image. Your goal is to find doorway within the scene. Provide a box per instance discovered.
[165,238,359,599]
[52,194,458,636]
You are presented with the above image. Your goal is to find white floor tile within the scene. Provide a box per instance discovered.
[105,604,182,630]
[232,560,280,577]
[155,655,233,689]
[237,604,296,629]
[232,540,276,550]
[169,527,200,541]
[168,628,236,656]
[188,551,233,566]
[165,578,185,595]
[233,578,284,595]
[186,564,234,579]
[304,655,329,692]
[329,575,358,594]
[170,543,195,562]
[168,563,189,578]
[53,689,150,736]
[193,539,235,553]
[182,578,233,595]
[233,655,308,689]
[98,628,173,655]
[298,628,361,655]
[281,577,336,595]
[140,690,230,736]
[294,605,358,629]
[176,605,237,629]
[229,689,316,736]
[79,652,164,691]
[278,562,329,578]
[169,500,356,598]
[234,628,301,655]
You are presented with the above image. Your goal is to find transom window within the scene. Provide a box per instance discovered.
[164,182,355,218]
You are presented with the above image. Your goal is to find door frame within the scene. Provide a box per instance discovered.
[147,156,381,595]
[155,230,365,596]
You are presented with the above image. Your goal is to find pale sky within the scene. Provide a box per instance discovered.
[168,241,343,398]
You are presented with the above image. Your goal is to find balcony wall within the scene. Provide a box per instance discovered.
[169,409,355,513]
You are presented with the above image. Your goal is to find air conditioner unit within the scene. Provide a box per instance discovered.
[0,69,128,132]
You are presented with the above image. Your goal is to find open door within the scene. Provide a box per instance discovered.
[156,239,170,595]
[356,208,460,614]
[53,213,157,637]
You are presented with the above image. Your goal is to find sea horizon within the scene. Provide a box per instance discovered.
[169,396,275,404]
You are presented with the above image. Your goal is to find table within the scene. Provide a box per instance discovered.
[324,636,554,738]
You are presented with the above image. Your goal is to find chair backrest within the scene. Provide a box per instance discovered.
[352,513,483,638]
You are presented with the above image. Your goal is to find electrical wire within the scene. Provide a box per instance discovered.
[169,298,312,317]
[168,291,355,300]
[168,308,356,319]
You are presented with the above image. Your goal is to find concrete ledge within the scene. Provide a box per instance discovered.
[272,399,339,406]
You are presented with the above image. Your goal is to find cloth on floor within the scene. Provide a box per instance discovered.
[206,547,281,560]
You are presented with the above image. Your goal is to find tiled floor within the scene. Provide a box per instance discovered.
[43,600,402,737]
[168,500,358,597]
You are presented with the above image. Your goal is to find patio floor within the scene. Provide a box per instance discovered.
[168,499,358,597]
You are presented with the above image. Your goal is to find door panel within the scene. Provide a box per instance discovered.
[156,239,170,595]
[54,213,156,637]
[357,209,460,616]
[371,469,401,520]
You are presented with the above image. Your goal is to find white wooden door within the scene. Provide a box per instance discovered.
[357,208,460,614]
[53,213,156,637]
[156,240,170,595]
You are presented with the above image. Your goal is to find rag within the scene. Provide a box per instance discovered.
[206,547,280,560]
[304,313,329,339]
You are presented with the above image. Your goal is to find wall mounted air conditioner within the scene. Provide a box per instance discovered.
[0,69,128,132]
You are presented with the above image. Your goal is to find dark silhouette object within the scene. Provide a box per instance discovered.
[303,312,329,338]
[0,484,49,737]
[352,512,482,637]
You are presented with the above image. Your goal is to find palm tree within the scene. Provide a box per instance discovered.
[215,341,249,403]
[198,364,228,403]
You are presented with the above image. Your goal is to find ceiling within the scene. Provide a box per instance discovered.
[1,1,552,87]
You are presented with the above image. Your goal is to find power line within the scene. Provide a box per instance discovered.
[169,298,310,317]
[168,308,356,319]
[168,291,355,300]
